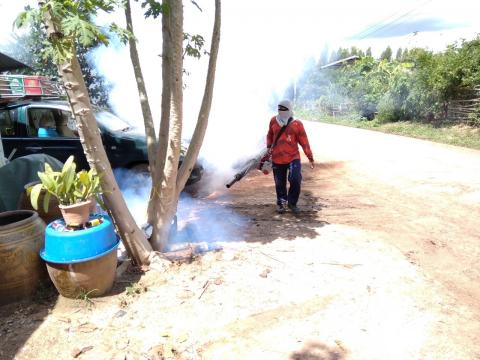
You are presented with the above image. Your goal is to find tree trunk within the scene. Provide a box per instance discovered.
[147,0,221,251]
[39,0,153,265]
[176,0,221,195]
[149,0,184,251]
[146,0,173,225]
[125,0,157,175]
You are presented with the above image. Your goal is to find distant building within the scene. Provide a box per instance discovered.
[320,55,360,70]
[0,52,30,73]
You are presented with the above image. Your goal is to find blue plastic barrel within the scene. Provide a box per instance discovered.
[40,215,119,264]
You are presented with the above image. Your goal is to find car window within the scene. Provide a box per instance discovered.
[28,108,78,138]
[58,110,78,137]
[29,108,56,137]
[0,109,15,136]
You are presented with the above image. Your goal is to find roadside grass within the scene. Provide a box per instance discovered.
[307,114,480,150]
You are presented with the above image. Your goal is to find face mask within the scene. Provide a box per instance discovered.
[276,111,291,126]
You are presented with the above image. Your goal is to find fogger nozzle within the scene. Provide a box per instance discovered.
[226,174,242,188]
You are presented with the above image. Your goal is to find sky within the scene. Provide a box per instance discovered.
[1,0,479,168]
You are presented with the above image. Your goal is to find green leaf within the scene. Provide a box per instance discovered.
[48,37,75,64]
[47,0,67,20]
[30,183,43,211]
[61,155,74,173]
[15,11,31,29]
[64,166,75,194]
[44,162,53,174]
[109,23,132,44]
[141,0,169,18]
[61,156,75,193]
[183,33,206,60]
[62,14,107,47]
[42,191,51,213]
[38,171,54,190]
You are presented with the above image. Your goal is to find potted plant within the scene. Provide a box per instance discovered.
[27,156,118,299]
[29,156,103,226]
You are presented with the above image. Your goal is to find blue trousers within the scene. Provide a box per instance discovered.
[272,159,302,206]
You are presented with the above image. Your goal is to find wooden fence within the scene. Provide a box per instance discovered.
[447,86,480,124]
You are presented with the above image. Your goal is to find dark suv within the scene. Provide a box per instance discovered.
[0,98,203,186]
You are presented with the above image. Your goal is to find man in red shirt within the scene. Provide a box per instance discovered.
[265,100,314,214]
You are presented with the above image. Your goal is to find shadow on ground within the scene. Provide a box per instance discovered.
[0,263,141,359]
[290,341,347,360]
[167,162,343,246]
[0,281,58,359]
[109,263,143,296]
[168,188,329,247]
[230,189,329,243]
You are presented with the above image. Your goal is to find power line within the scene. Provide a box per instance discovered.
[352,5,415,39]
[357,0,432,40]
[352,0,433,40]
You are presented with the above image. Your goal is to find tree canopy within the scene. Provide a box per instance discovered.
[295,38,480,125]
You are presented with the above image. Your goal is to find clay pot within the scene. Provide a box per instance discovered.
[0,210,47,305]
[45,249,117,298]
[17,181,62,225]
[59,200,92,226]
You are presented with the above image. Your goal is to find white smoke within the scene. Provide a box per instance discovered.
[90,1,331,191]
[114,168,248,247]
[113,168,151,225]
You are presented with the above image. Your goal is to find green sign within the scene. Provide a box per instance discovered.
[8,76,24,94]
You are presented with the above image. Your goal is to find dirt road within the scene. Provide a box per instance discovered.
[232,121,480,302]
[307,122,480,307]
[1,122,479,359]
[218,122,480,358]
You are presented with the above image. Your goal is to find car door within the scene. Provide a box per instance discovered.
[22,107,89,169]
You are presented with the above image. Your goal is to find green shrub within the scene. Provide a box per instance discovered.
[377,94,403,122]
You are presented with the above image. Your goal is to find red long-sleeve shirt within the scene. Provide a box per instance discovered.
[267,117,313,165]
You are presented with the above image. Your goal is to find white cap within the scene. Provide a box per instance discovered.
[278,99,293,111]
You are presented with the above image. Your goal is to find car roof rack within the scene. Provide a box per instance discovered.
[0,75,65,104]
